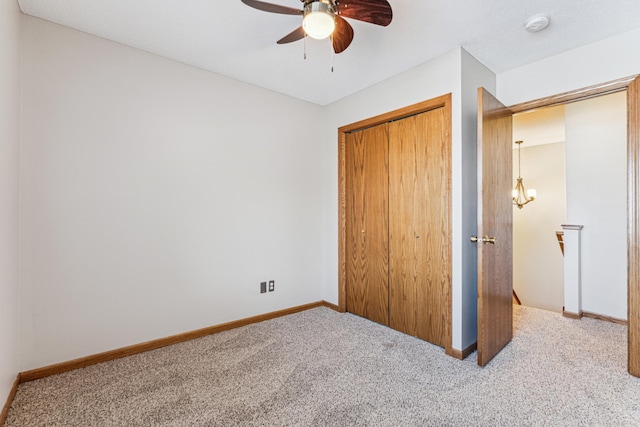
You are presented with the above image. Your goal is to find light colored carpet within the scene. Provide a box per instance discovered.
[6,305,640,426]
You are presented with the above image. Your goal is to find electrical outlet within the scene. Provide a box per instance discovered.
[260,281,267,293]
[268,280,275,292]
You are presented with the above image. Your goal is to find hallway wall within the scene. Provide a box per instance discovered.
[565,92,627,320]
[512,142,566,312]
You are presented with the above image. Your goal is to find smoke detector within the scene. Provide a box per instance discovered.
[525,14,550,32]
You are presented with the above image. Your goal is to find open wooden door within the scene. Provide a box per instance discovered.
[476,87,513,366]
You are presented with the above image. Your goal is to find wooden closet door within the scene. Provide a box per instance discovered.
[388,107,451,347]
[345,123,390,326]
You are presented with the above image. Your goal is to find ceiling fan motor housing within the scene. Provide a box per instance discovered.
[303,0,336,39]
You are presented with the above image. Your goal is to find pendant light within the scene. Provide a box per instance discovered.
[513,140,536,209]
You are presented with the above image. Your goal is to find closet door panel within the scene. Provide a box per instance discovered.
[345,124,390,325]
[388,114,420,336]
[416,107,451,347]
[388,108,451,347]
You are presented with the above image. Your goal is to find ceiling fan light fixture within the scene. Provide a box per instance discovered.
[303,1,336,40]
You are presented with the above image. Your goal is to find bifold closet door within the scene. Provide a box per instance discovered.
[388,107,451,347]
[345,123,390,326]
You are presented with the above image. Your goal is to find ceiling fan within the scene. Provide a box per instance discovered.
[241,0,393,54]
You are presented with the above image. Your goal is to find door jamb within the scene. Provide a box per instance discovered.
[508,75,636,113]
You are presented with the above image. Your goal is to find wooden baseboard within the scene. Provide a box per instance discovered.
[449,342,477,360]
[0,374,21,426]
[582,311,628,326]
[562,308,583,320]
[562,307,628,325]
[20,301,331,383]
[321,301,340,312]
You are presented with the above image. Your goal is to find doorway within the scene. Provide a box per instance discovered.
[511,91,627,318]
[512,104,567,313]
[504,74,640,377]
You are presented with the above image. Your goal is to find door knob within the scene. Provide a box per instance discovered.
[470,235,496,244]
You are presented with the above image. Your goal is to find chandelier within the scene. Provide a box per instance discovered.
[513,140,536,209]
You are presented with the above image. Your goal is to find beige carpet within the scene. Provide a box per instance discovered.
[6,305,640,426]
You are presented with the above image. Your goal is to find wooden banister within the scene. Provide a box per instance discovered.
[556,231,564,255]
[512,290,521,305]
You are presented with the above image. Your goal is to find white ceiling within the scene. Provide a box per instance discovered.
[16,0,640,105]
[513,105,565,148]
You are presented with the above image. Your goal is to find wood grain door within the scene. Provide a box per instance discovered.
[345,123,390,326]
[477,87,514,366]
[388,107,451,347]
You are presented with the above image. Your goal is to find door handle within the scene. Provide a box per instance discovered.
[470,235,496,245]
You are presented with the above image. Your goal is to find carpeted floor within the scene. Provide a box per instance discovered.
[6,305,640,426]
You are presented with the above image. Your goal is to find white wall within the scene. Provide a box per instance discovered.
[512,143,566,313]
[0,0,22,406]
[565,92,627,320]
[20,16,327,370]
[323,48,495,351]
[460,50,495,349]
[497,27,640,106]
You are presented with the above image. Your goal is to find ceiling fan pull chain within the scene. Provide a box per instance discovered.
[304,35,307,60]
[330,34,334,72]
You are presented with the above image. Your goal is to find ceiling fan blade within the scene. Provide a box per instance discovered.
[241,0,302,15]
[277,26,306,44]
[332,16,354,54]
[337,0,392,26]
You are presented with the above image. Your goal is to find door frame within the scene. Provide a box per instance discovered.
[337,94,453,356]
[507,74,640,377]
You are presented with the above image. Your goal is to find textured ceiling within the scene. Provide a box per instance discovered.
[16,0,640,105]
[513,105,565,148]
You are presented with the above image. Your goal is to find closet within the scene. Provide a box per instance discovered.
[340,94,452,350]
